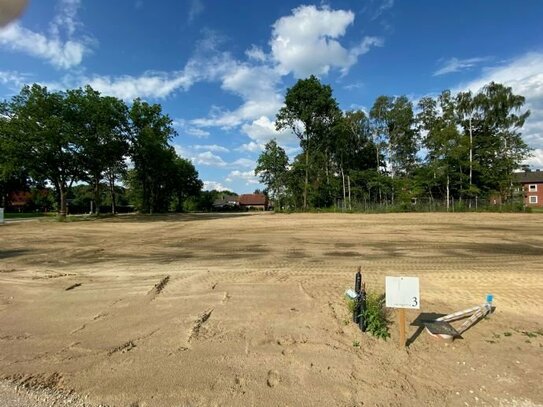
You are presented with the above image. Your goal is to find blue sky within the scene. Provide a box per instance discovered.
[1,0,542,193]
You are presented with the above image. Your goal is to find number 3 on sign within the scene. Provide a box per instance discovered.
[385,277,420,309]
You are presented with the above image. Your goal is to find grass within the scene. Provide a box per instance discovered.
[345,291,391,340]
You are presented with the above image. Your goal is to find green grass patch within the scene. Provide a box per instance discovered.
[346,292,391,340]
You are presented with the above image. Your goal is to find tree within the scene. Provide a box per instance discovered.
[276,75,340,209]
[255,139,289,210]
[128,99,202,213]
[171,156,202,212]
[473,82,530,199]
[66,86,130,214]
[332,110,376,209]
[3,85,82,217]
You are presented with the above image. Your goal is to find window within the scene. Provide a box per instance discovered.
[528,184,537,192]
[529,196,538,204]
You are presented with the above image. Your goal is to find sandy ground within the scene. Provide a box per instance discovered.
[0,212,542,407]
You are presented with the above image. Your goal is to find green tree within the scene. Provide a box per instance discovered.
[66,86,130,214]
[255,139,289,210]
[3,85,82,217]
[473,82,530,199]
[171,156,202,212]
[276,75,340,209]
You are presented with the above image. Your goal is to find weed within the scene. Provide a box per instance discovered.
[345,291,390,340]
[522,331,537,338]
[361,292,391,340]
[503,332,512,337]
[352,340,360,347]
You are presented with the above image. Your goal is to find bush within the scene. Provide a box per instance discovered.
[361,292,391,340]
[345,291,391,340]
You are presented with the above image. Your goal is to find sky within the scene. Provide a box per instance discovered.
[1,0,542,193]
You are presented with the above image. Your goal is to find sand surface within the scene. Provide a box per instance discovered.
[0,212,542,406]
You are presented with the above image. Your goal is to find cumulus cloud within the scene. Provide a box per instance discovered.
[203,181,228,191]
[230,158,255,168]
[225,170,260,185]
[454,52,543,168]
[237,141,262,153]
[0,0,91,69]
[434,57,489,76]
[270,5,382,77]
[241,116,297,147]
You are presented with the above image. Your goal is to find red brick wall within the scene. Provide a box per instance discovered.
[523,182,543,207]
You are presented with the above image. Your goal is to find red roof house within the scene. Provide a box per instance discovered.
[238,194,268,210]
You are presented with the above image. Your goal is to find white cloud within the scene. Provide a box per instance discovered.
[0,23,87,69]
[245,45,268,63]
[226,170,260,185]
[203,181,228,191]
[372,0,394,20]
[434,57,489,76]
[173,119,210,138]
[188,0,204,23]
[230,158,255,169]
[87,71,194,101]
[456,52,543,153]
[193,151,228,167]
[451,52,543,169]
[192,144,229,153]
[241,116,297,147]
[523,149,543,168]
[51,0,81,38]
[0,0,91,69]
[237,141,263,153]
[270,5,382,77]
[0,70,31,89]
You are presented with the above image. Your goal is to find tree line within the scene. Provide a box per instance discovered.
[256,76,531,211]
[0,84,202,217]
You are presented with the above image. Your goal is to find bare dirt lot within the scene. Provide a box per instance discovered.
[0,212,542,407]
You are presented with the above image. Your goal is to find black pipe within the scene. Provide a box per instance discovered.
[353,270,362,323]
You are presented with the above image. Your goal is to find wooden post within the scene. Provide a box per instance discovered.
[398,308,406,347]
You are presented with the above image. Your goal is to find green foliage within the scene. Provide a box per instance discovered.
[1,84,202,215]
[361,292,391,340]
[255,139,289,209]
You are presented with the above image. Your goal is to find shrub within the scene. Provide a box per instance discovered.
[361,292,391,340]
[345,291,391,340]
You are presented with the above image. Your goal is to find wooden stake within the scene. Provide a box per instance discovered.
[398,308,406,347]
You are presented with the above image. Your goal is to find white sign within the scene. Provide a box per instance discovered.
[385,276,420,309]
[0,208,4,224]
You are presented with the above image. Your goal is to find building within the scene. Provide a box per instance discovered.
[514,170,543,207]
[212,194,239,210]
[238,193,268,211]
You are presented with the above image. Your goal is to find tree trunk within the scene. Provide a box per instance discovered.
[59,185,67,218]
[341,166,346,211]
[109,176,117,214]
[93,178,100,215]
[304,146,309,210]
[446,174,450,212]
[347,175,351,210]
[469,115,473,188]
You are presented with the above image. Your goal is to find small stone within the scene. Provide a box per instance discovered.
[267,370,280,388]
